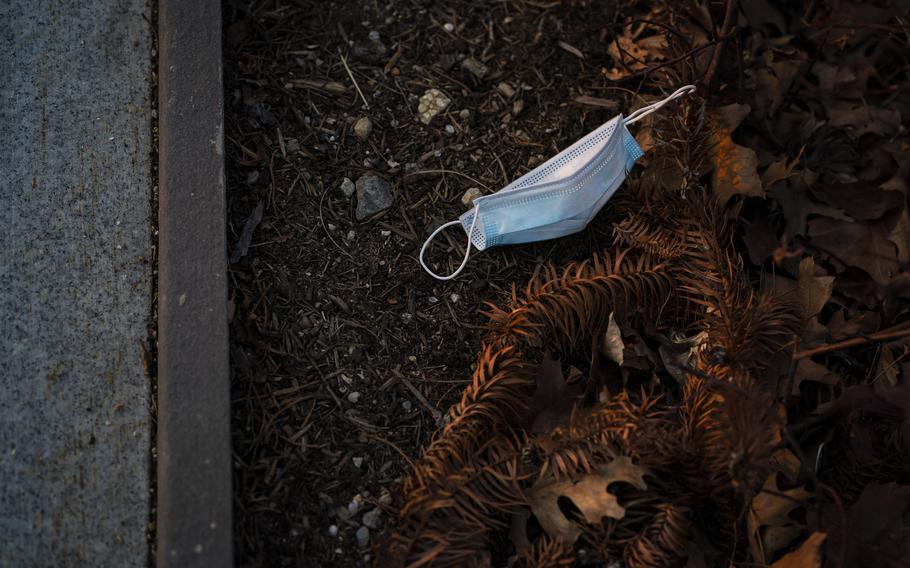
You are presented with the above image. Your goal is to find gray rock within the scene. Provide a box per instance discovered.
[355,175,393,220]
[353,117,372,141]
[355,526,370,547]
[362,508,382,529]
[340,177,355,198]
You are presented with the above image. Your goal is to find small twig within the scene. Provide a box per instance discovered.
[397,372,444,425]
[403,169,493,192]
[703,0,739,88]
[793,321,910,360]
[339,51,369,109]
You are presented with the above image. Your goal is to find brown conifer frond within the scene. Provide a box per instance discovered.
[513,535,575,567]
[483,250,677,352]
[390,433,529,567]
[533,391,677,480]
[624,505,692,568]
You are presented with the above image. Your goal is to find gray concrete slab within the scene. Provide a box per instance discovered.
[0,1,153,566]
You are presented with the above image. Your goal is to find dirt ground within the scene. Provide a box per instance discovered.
[223,0,910,566]
[222,1,642,565]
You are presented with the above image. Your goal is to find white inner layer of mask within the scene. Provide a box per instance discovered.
[498,116,619,193]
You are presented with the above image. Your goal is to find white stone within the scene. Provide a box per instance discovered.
[461,187,482,206]
[417,89,451,125]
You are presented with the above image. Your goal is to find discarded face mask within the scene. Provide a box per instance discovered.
[419,85,697,280]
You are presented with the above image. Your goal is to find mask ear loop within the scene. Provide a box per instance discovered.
[419,207,480,280]
[624,84,697,126]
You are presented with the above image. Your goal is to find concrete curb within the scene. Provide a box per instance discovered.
[157,0,233,566]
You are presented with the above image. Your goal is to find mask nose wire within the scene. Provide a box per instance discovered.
[419,206,481,280]
[624,84,697,125]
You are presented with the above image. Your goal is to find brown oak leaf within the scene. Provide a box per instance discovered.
[529,456,648,544]
[769,532,826,568]
[807,217,899,284]
[709,104,764,202]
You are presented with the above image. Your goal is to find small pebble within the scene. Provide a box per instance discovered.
[428,296,439,304]
[362,508,382,529]
[459,109,471,120]
[497,82,516,98]
[328,525,339,537]
[340,177,355,197]
[368,30,381,41]
[443,22,454,32]
[353,116,373,140]
[402,400,413,411]
[417,88,451,125]
[346,229,356,241]
[460,56,489,79]
[355,175,394,220]
[450,293,460,303]
[379,488,392,505]
[461,187,482,205]
[445,124,456,135]
[356,526,370,547]
[349,494,363,515]
[347,391,361,404]
[286,138,300,153]
[380,230,391,237]
[352,456,364,468]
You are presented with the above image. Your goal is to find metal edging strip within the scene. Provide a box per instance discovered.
[157,0,233,565]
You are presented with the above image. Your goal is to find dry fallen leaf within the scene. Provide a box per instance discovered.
[602,312,625,366]
[747,450,812,564]
[796,256,834,321]
[824,482,910,566]
[602,24,667,80]
[709,104,765,202]
[825,102,901,139]
[807,217,899,284]
[528,456,648,544]
[526,353,583,433]
[793,358,841,397]
[769,532,826,568]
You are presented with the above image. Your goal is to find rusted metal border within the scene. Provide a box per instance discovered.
[157,0,232,566]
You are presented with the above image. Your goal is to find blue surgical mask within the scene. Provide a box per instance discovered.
[419,85,696,280]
